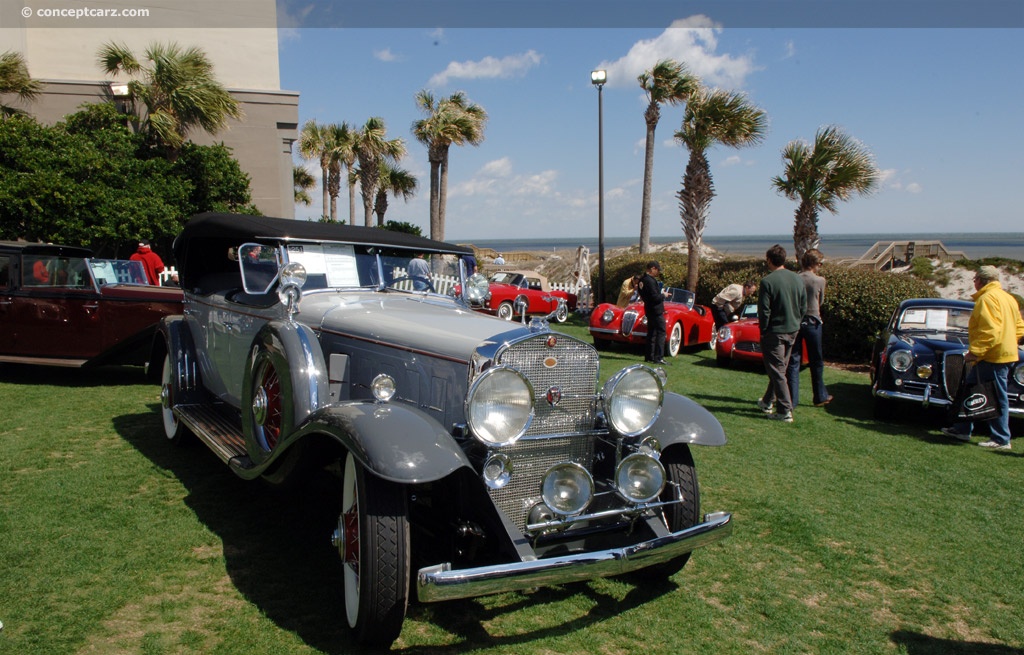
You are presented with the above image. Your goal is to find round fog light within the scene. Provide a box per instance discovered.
[615,453,665,503]
[371,373,396,402]
[541,463,593,516]
[916,364,933,379]
[482,453,512,489]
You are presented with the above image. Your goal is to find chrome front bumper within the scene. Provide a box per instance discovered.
[416,511,732,603]
[873,387,1024,416]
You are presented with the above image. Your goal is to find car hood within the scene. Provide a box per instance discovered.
[309,292,523,361]
[897,332,970,352]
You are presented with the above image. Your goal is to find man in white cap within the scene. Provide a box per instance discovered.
[942,265,1024,449]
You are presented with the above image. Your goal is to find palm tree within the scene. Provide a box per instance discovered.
[325,122,354,222]
[297,119,331,220]
[772,125,879,261]
[412,90,487,241]
[637,60,698,254]
[373,161,418,226]
[293,165,316,207]
[675,86,767,291]
[0,51,42,119]
[97,41,242,159]
[353,117,406,227]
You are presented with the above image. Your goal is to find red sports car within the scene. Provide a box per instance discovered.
[481,270,577,322]
[714,304,808,367]
[0,241,182,368]
[589,287,717,357]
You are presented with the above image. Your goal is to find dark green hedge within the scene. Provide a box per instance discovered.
[601,253,937,363]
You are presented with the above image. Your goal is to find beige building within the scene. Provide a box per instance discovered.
[0,0,298,218]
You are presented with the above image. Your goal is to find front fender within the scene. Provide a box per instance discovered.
[241,321,329,466]
[645,391,727,447]
[294,400,473,484]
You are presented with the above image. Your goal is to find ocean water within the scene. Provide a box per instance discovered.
[459,233,1024,261]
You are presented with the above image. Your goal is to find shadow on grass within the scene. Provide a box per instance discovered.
[891,629,1024,654]
[0,362,150,387]
[113,407,679,653]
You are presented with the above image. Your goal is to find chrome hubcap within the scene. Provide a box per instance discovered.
[252,386,268,426]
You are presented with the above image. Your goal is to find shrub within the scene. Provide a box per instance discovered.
[601,252,689,302]
[819,265,936,361]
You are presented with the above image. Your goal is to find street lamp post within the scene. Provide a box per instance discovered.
[591,69,606,305]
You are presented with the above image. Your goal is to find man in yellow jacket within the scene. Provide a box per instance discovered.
[942,266,1024,449]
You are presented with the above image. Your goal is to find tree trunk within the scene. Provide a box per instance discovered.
[374,189,388,226]
[438,146,451,242]
[678,151,714,292]
[348,178,357,225]
[792,200,820,263]
[428,156,441,241]
[321,164,329,222]
[639,104,659,255]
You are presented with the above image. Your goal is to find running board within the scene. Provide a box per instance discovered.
[174,403,255,470]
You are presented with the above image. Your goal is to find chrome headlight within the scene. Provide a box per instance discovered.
[916,364,933,379]
[1013,364,1024,386]
[601,309,614,323]
[466,366,534,446]
[889,349,913,372]
[602,365,664,436]
[718,326,732,342]
[615,453,665,503]
[464,273,490,304]
[541,462,593,516]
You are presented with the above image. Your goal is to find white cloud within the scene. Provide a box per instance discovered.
[878,168,922,194]
[429,50,543,87]
[597,17,758,91]
[449,158,563,203]
[721,155,743,167]
[783,40,796,59]
[374,48,400,62]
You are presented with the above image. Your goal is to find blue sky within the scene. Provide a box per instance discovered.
[280,23,1022,242]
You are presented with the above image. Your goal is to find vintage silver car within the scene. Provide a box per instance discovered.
[151,212,732,648]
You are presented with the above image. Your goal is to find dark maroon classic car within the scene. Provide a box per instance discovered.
[0,241,182,368]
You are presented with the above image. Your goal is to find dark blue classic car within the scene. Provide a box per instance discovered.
[869,298,1024,419]
[152,212,732,649]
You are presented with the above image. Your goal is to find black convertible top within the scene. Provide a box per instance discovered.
[174,212,471,263]
[173,213,472,292]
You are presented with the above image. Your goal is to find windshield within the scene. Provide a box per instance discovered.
[897,306,971,332]
[279,242,465,296]
[88,259,149,286]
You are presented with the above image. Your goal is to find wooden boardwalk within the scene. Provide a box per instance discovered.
[838,240,967,270]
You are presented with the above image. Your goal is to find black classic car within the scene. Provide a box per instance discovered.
[0,241,182,368]
[870,297,1024,419]
[151,212,732,648]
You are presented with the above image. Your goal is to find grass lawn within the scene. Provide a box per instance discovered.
[1,316,1022,654]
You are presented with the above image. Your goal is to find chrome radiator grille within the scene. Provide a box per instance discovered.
[943,351,967,398]
[621,310,639,336]
[487,435,596,531]
[497,333,599,437]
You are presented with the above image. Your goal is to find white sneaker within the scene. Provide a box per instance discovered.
[768,411,794,423]
[978,440,1011,451]
[756,398,774,415]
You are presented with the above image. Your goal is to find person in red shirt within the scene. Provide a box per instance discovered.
[130,240,165,285]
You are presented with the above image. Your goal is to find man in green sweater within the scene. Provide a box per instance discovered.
[756,244,807,423]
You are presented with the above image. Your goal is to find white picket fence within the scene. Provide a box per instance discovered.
[391,269,586,299]
[158,266,178,286]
